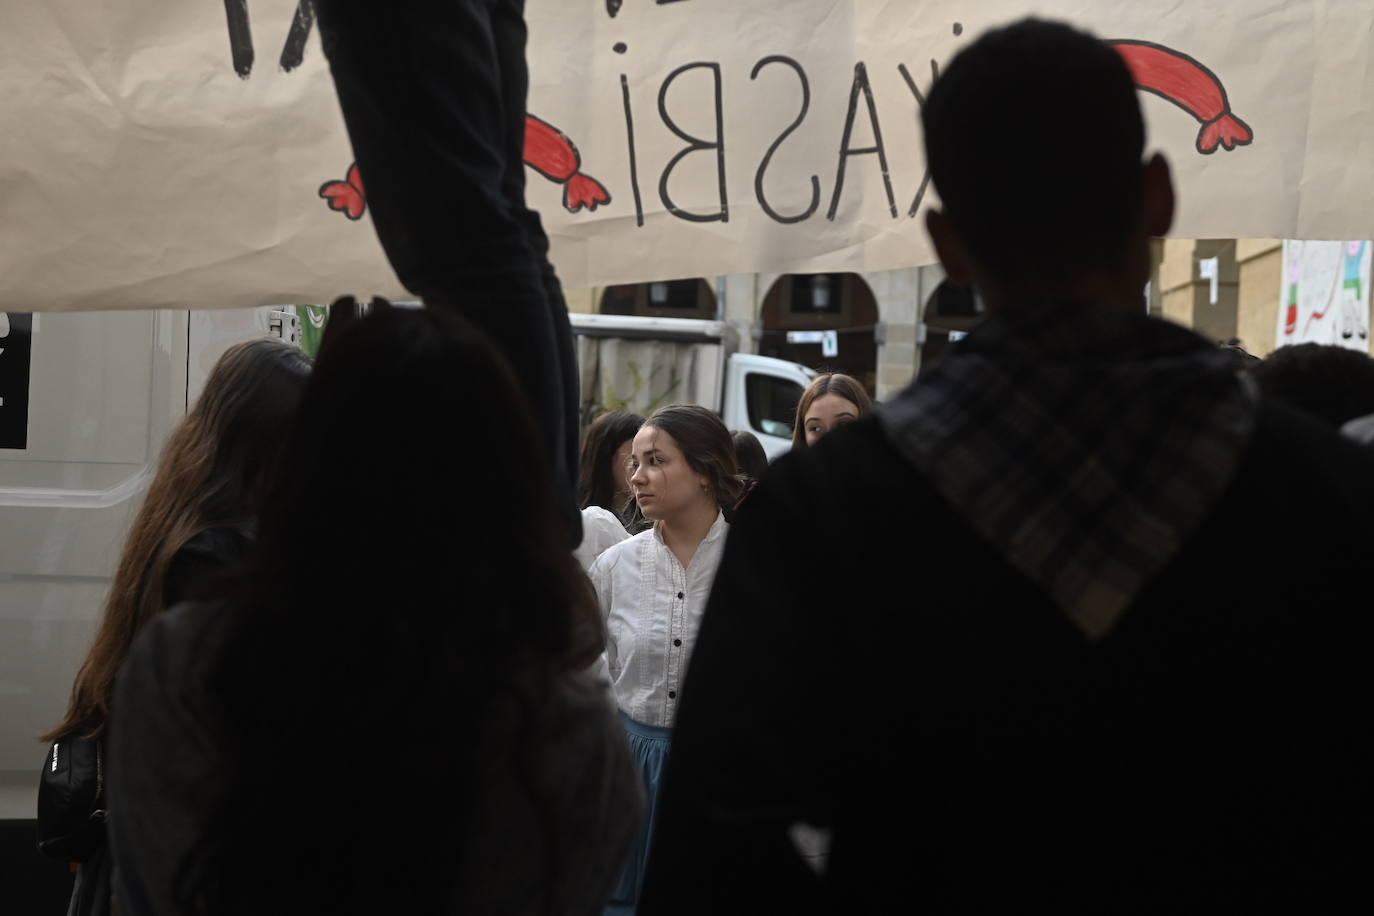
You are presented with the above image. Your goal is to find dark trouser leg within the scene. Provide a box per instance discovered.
[314,0,581,546]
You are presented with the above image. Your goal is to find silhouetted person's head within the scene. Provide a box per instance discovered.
[1250,343,1374,427]
[245,305,600,664]
[923,19,1174,311]
[189,307,601,913]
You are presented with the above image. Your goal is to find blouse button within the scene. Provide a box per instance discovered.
[669,691,677,699]
[673,638,682,647]
[676,591,684,600]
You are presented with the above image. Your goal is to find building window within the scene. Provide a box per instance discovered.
[600,279,715,318]
[790,274,844,314]
[648,281,702,310]
[745,371,804,439]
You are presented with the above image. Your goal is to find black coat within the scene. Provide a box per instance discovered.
[641,402,1374,914]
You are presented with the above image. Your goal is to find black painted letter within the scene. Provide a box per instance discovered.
[898,60,940,218]
[223,0,254,78]
[657,62,729,223]
[827,62,898,221]
[279,1,316,73]
[621,73,646,227]
[223,0,316,77]
[751,56,820,224]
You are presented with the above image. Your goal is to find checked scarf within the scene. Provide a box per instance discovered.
[880,302,1257,639]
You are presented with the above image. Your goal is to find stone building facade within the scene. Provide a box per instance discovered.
[565,238,1372,406]
[566,265,946,403]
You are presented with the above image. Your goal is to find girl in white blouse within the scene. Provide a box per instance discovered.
[588,405,744,915]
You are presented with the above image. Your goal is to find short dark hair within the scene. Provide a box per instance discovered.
[643,405,745,511]
[923,18,1146,282]
[1250,343,1374,427]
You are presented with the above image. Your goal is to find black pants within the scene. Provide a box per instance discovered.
[314,0,581,545]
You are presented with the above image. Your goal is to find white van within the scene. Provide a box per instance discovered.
[0,306,301,825]
[570,313,815,460]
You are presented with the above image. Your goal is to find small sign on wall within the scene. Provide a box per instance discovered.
[0,312,33,449]
[786,328,840,357]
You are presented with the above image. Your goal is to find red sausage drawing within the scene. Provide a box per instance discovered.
[523,114,613,213]
[1109,41,1253,154]
[320,115,611,221]
[318,163,366,220]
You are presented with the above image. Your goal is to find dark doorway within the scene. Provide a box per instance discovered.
[759,274,879,395]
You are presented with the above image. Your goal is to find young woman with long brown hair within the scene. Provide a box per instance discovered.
[587,404,744,915]
[791,372,874,449]
[574,410,643,570]
[579,410,644,516]
[40,336,310,915]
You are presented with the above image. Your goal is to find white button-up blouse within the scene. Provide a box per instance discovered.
[587,512,729,728]
[574,505,631,572]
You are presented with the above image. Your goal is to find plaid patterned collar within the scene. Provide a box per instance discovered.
[880,302,1257,639]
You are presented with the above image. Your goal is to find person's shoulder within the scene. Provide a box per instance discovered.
[468,666,640,911]
[751,414,929,522]
[544,667,623,738]
[772,412,904,474]
[175,524,253,565]
[120,599,235,703]
[164,525,253,606]
[593,527,652,568]
[483,665,636,814]
[1249,398,1374,489]
[576,506,631,571]
[580,505,624,530]
[529,667,641,819]
[581,506,630,548]
[1223,397,1374,537]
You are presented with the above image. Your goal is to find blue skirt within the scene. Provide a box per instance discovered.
[605,711,673,916]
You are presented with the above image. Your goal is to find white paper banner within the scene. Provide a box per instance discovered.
[2,0,1370,311]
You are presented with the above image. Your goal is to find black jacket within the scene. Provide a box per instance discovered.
[162,524,252,608]
[641,402,1374,914]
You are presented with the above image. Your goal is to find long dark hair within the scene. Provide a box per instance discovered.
[180,307,601,914]
[791,372,874,449]
[42,338,310,742]
[731,429,770,482]
[642,405,745,512]
[579,409,644,512]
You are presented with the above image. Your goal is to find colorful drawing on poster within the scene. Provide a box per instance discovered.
[1276,240,1371,351]
[318,115,611,222]
[524,115,613,213]
[1337,241,1369,342]
[1282,245,1301,337]
[1109,41,1253,154]
[318,163,365,221]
